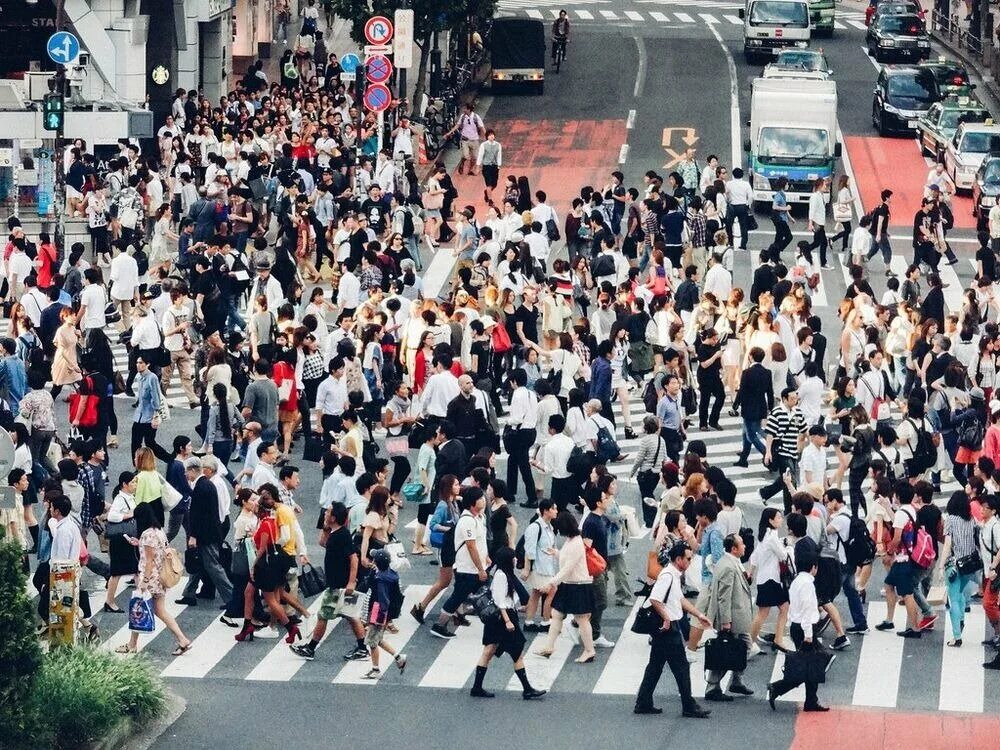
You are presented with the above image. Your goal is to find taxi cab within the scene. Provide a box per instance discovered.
[866,13,931,62]
[763,48,832,78]
[972,153,1000,225]
[944,121,1000,192]
[917,97,991,161]
[918,58,975,98]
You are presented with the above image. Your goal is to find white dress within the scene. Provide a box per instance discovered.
[149,216,173,266]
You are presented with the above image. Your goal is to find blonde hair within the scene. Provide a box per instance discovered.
[134,446,156,472]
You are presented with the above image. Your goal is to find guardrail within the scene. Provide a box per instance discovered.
[929,9,1000,79]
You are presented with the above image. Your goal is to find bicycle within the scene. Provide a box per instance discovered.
[553,37,567,73]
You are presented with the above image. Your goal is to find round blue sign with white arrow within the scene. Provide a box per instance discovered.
[47,31,81,65]
[340,53,361,74]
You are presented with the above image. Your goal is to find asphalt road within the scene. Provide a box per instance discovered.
[77,4,1000,746]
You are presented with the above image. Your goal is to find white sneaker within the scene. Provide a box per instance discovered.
[749,643,763,658]
[256,626,281,639]
[593,635,616,648]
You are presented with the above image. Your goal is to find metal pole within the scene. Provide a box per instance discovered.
[54,0,66,259]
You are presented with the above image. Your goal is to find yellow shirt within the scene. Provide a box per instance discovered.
[274,503,298,556]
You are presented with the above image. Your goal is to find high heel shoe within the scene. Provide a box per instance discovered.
[624,427,637,440]
[234,622,256,642]
[285,624,302,643]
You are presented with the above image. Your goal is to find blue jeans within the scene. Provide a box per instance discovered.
[866,234,891,265]
[945,568,978,639]
[223,295,246,334]
[841,564,867,629]
[739,418,766,460]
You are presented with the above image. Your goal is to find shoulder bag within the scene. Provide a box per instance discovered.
[631,571,672,635]
[705,630,749,674]
[585,542,607,576]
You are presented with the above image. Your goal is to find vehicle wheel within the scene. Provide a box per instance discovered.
[878,110,888,137]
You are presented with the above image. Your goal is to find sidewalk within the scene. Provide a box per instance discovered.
[259,13,356,88]
[929,8,1000,112]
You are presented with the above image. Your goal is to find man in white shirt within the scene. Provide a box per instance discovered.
[78,268,107,333]
[250,440,281,490]
[314,357,348,446]
[724,168,754,250]
[251,260,284,312]
[337,260,361,315]
[536,413,577,511]
[523,222,551,272]
[430,489,488,639]
[702,252,732,302]
[421,355,461,419]
[6,241,34,299]
[799,425,829,488]
[49,494,82,561]
[767,560,827,711]
[531,191,558,231]
[805,177,831,270]
[19,277,49,328]
[109,246,140,331]
[160,289,197,408]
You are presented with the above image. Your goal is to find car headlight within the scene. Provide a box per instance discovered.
[749,39,762,46]
[982,196,997,207]
[880,38,897,47]
[753,172,770,190]
[882,102,901,115]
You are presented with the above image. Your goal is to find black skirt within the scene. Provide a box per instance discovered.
[755,579,788,608]
[108,534,139,577]
[552,582,595,615]
[482,608,527,659]
[255,547,295,592]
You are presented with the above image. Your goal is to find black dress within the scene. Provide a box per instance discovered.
[108,534,139,576]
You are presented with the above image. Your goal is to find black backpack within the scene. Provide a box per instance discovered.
[513,516,540,570]
[643,377,659,414]
[959,416,985,451]
[843,512,877,568]
[905,418,937,474]
[592,253,615,278]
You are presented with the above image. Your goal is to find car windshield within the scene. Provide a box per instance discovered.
[880,15,924,33]
[758,127,830,165]
[958,132,1000,153]
[887,74,937,103]
[930,66,969,86]
[941,110,988,129]
[983,161,1000,184]
[775,51,824,70]
[749,1,809,25]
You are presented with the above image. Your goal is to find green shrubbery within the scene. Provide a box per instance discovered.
[0,531,166,749]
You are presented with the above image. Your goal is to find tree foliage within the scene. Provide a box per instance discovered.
[0,528,44,746]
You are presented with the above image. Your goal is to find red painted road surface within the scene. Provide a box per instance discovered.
[845,135,976,230]
[791,707,1000,750]
[447,118,626,218]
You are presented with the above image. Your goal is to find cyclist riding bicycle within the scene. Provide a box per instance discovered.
[552,10,570,63]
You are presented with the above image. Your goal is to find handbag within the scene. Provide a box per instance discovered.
[231,537,251,578]
[67,378,99,427]
[681,385,697,415]
[956,553,984,576]
[298,563,327,598]
[384,540,411,572]
[185,547,203,576]
[105,518,137,538]
[127,593,155,633]
[585,543,607,576]
[469,580,500,623]
[704,631,749,673]
[385,435,410,457]
[833,201,852,223]
[631,601,663,635]
[159,475,183,511]
[783,646,828,684]
[491,323,512,354]
[160,546,183,588]
[401,482,426,503]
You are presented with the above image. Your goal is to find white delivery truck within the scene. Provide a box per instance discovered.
[746,77,841,206]
[740,0,812,64]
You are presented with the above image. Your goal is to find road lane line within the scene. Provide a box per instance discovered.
[651,11,670,22]
[699,12,719,23]
[633,35,647,98]
[592,601,650,694]
[626,108,636,130]
[860,45,881,72]
[939,605,985,712]
[619,144,630,165]
[419,617,484,688]
[526,9,543,19]
[708,23,742,170]
[724,14,743,23]
[846,18,868,29]
[835,20,846,29]
[600,10,619,20]
[852,600,906,707]
[938,262,965,311]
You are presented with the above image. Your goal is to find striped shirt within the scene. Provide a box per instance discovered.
[944,514,978,560]
[764,404,807,460]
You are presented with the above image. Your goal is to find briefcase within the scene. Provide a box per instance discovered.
[298,564,327,598]
[704,631,748,673]
[783,647,828,684]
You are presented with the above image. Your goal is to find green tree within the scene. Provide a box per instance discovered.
[0,528,44,746]
[329,0,497,110]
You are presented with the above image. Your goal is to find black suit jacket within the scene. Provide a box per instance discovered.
[733,363,775,421]
[922,287,945,330]
[188,476,222,545]
[750,265,777,304]
[435,440,468,490]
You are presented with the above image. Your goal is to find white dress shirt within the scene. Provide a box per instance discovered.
[110,252,140,301]
[509,386,539,429]
[726,178,754,207]
[19,289,48,327]
[788,571,820,638]
[50,516,82,561]
[650,563,685,621]
[337,271,361,310]
[211,474,231,523]
[130,314,161,349]
[251,460,280,491]
[421,370,461,418]
[315,374,347,417]
[542,432,575,479]
[703,263,732,302]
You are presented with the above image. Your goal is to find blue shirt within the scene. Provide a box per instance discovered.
[133,370,161,423]
[657,392,682,430]
[590,357,612,401]
[772,191,788,224]
[0,355,27,411]
[701,523,725,583]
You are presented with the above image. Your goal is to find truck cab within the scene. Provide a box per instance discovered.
[747,77,841,206]
[809,0,836,37]
[741,0,812,64]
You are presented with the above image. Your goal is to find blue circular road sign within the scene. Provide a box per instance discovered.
[47,31,81,65]
[340,53,361,74]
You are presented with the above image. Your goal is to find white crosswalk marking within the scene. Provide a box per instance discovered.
[508,625,576,691]
[724,14,743,23]
[103,578,190,654]
[245,598,337,681]
[835,20,846,29]
[600,9,618,19]
[674,11,695,22]
[576,9,594,19]
[161,612,242,678]
[651,11,670,21]
[851,601,908,707]
[333,585,433,684]
[419,618,484,688]
[938,262,965,311]
[592,600,650,694]
[625,10,644,20]
[526,8,544,18]
[769,650,806,702]
[939,606,985,712]
[699,12,719,23]
[845,18,867,29]
[550,8,561,17]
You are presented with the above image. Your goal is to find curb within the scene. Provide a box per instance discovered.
[88,690,187,750]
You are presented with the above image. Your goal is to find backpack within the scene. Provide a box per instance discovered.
[643,377,659,414]
[592,253,615,278]
[513,517,540,570]
[959,416,985,451]
[362,439,380,472]
[873,447,899,483]
[843,512,877,568]
[900,506,937,569]
[545,217,560,242]
[904,418,937,475]
[160,546,183,588]
[591,418,621,463]
[388,580,404,620]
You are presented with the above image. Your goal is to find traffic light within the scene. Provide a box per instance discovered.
[43,93,64,132]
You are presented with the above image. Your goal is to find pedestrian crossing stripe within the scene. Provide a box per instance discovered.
[101,581,1000,708]
[499,6,868,26]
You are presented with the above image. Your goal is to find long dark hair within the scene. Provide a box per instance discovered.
[758,507,780,542]
[214,382,231,435]
[493,547,516,599]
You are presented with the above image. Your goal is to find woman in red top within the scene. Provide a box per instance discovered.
[412,330,435,394]
[271,347,300,458]
[34,232,57,290]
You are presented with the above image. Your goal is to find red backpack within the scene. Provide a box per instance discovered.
[901,506,937,569]
[491,323,512,354]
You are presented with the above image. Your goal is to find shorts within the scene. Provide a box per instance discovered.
[364,623,386,649]
[417,501,435,525]
[482,164,499,188]
[317,587,352,621]
[815,557,843,605]
[885,560,915,597]
[460,138,479,160]
[279,409,299,426]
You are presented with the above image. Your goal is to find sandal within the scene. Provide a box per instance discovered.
[171,642,193,656]
[362,667,381,680]
[114,644,136,654]
[386,623,399,634]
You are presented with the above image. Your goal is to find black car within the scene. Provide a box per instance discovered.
[972,153,1000,226]
[872,66,941,135]
[866,13,931,62]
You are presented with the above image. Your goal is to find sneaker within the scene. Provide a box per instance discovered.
[594,635,616,648]
[815,614,832,636]
[290,643,315,660]
[344,645,369,660]
[874,620,894,631]
[362,667,381,680]
[845,624,869,634]
[897,628,922,639]
[749,643,763,658]
[917,614,938,631]
[734,459,749,468]
[394,653,407,673]
[430,623,455,639]
[832,635,851,650]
